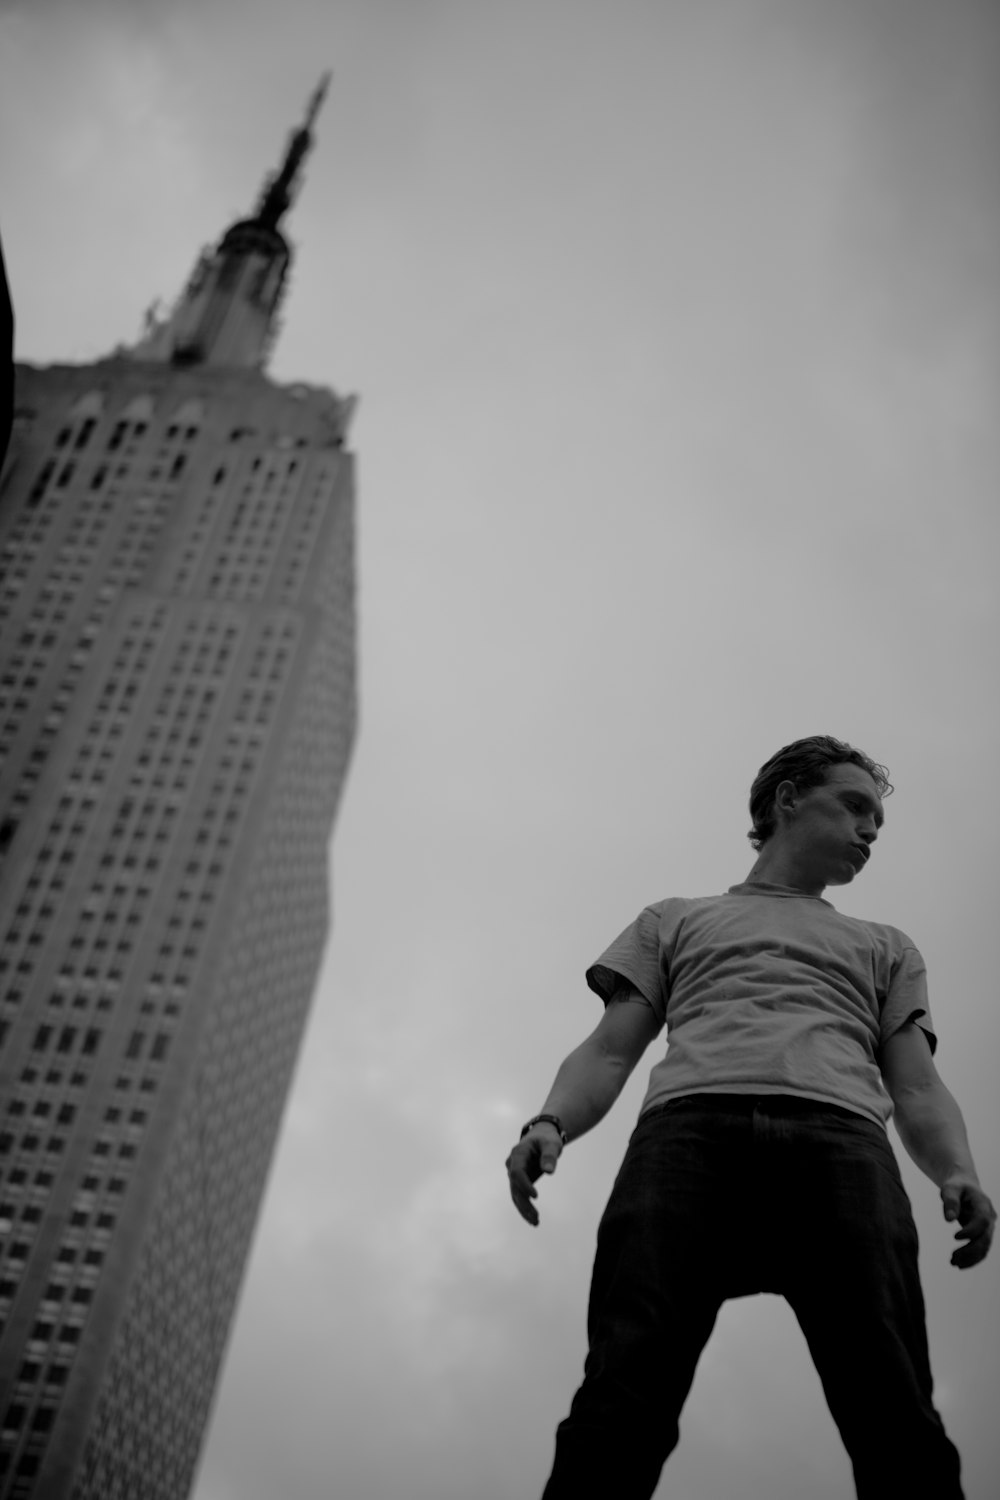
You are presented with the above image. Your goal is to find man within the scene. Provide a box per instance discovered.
[506,736,994,1499]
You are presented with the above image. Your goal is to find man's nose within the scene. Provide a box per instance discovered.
[857,821,878,845]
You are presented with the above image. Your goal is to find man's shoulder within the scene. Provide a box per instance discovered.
[832,907,921,959]
[641,892,730,916]
[637,892,735,932]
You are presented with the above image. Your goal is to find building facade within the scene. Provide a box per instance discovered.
[0,79,356,1499]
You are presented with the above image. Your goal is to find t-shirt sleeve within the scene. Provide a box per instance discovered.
[585,903,665,1023]
[880,941,937,1054]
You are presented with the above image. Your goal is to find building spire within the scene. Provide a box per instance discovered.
[128,74,332,370]
[255,72,332,232]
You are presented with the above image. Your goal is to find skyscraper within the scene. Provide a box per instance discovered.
[0,78,356,1499]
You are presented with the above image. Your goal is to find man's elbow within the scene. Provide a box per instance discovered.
[890,1076,955,1136]
[592,1036,637,1084]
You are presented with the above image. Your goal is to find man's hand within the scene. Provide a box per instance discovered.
[505,1123,564,1227]
[941,1177,996,1268]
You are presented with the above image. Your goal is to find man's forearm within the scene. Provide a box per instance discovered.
[537,1036,631,1143]
[893,1079,981,1188]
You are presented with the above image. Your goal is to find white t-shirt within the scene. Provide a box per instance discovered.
[586,881,936,1128]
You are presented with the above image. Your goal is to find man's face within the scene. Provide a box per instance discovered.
[786,763,885,887]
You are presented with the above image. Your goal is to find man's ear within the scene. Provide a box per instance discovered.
[773,780,798,818]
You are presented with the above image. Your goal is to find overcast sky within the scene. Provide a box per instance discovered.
[2,1,999,1496]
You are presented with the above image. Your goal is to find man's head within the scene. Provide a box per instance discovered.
[747,737,893,880]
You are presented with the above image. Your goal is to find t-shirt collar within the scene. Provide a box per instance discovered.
[728,880,832,906]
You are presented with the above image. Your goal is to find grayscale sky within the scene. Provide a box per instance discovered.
[2,1,999,1497]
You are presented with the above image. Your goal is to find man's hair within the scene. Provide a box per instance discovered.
[747,735,893,851]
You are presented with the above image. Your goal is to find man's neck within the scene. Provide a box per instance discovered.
[745,847,827,899]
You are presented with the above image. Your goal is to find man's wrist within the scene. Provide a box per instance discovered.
[520,1113,568,1146]
[941,1167,981,1191]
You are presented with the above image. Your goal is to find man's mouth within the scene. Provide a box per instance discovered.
[850,843,870,864]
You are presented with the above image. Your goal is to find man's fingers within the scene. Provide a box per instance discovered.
[951,1236,990,1269]
[506,1133,562,1226]
[946,1188,996,1268]
[506,1144,540,1225]
[510,1175,540,1226]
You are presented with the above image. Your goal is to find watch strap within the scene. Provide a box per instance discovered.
[520,1113,568,1146]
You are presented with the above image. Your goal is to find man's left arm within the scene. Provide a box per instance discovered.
[880,1022,996,1269]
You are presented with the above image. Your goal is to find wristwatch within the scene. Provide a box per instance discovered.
[520,1113,568,1146]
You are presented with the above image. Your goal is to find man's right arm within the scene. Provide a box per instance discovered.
[506,987,662,1226]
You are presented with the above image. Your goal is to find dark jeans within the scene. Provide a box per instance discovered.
[541,1094,963,1499]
